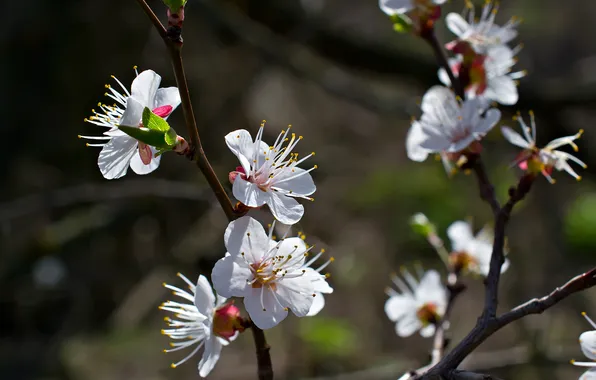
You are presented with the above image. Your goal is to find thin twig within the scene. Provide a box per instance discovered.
[135,0,237,221]
[421,29,464,99]
[471,159,500,216]
[251,323,274,380]
[134,1,272,379]
[134,0,167,39]
[431,276,465,366]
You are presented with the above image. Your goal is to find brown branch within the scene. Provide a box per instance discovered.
[135,1,272,379]
[423,266,596,380]
[134,0,167,40]
[135,0,237,222]
[420,28,464,99]
[497,267,596,326]
[471,159,500,216]
[251,323,274,380]
[431,275,466,366]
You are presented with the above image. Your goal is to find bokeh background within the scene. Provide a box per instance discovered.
[2,0,596,379]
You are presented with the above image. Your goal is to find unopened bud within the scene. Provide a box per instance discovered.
[410,213,435,237]
[213,303,245,339]
[228,166,247,184]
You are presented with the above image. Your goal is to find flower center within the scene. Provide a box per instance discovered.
[416,303,440,326]
[249,261,278,289]
[449,251,478,274]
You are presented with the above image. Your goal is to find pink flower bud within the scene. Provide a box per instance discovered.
[212,303,245,339]
[228,166,247,184]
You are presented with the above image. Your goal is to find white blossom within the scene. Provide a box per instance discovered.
[379,0,446,16]
[160,274,243,377]
[407,86,500,159]
[439,45,525,105]
[445,1,520,53]
[447,220,509,276]
[501,112,586,183]
[80,69,181,179]
[212,216,331,329]
[571,312,596,379]
[225,123,316,225]
[384,268,447,337]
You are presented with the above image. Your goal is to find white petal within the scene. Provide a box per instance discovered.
[486,76,518,105]
[244,287,289,329]
[421,86,459,129]
[581,368,596,380]
[406,122,430,162]
[266,191,305,225]
[396,313,422,337]
[415,270,447,310]
[276,237,308,267]
[198,337,222,377]
[154,87,181,113]
[379,0,413,14]
[119,97,144,127]
[446,13,471,38]
[97,135,137,179]
[131,69,161,108]
[501,126,531,149]
[273,168,316,196]
[581,331,596,360]
[194,275,216,315]
[223,216,270,263]
[420,324,436,338]
[232,177,269,208]
[211,253,252,298]
[129,146,162,175]
[276,276,314,317]
[306,292,325,317]
[418,126,451,152]
[225,129,256,174]
[447,221,474,252]
[384,294,417,322]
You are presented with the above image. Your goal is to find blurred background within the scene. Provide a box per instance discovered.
[1,0,596,379]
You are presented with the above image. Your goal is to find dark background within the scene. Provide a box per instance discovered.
[1,0,596,379]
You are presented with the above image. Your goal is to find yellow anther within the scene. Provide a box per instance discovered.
[133,65,138,69]
[314,165,318,169]
[171,363,177,369]
[330,257,335,262]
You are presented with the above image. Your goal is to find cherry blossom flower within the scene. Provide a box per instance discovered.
[160,273,244,377]
[439,44,525,105]
[501,112,586,183]
[571,312,596,379]
[407,86,500,159]
[447,220,509,276]
[384,268,447,337]
[80,69,181,179]
[445,1,520,53]
[212,216,320,329]
[225,123,316,225]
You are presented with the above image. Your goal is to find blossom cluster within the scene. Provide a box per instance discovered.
[80,65,332,376]
[377,2,588,378]
[380,0,585,182]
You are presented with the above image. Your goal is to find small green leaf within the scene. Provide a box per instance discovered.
[165,127,178,147]
[142,107,170,132]
[118,126,171,149]
[390,14,412,33]
[162,0,187,11]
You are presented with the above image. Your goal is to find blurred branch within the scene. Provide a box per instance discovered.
[0,179,207,222]
[471,160,500,216]
[421,29,463,99]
